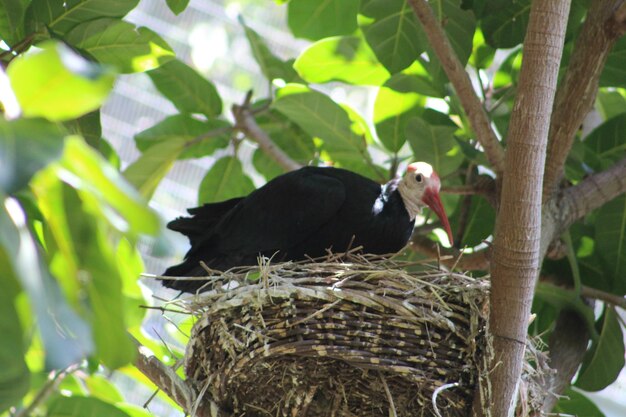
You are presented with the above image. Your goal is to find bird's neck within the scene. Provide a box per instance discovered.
[397,180,422,221]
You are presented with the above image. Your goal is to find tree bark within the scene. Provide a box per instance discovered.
[482,1,572,416]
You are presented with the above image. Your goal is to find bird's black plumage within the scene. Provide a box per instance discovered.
[163,166,415,292]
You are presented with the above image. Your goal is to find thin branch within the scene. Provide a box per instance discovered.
[581,285,626,310]
[13,365,79,417]
[232,93,302,172]
[409,234,490,271]
[407,0,505,176]
[543,0,626,201]
[560,156,626,229]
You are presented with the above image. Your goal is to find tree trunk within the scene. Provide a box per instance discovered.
[482,1,572,416]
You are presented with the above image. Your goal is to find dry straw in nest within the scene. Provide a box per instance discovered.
[164,254,547,417]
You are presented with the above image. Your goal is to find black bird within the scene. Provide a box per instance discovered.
[162,162,453,292]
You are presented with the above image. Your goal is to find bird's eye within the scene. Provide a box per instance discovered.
[415,173,423,183]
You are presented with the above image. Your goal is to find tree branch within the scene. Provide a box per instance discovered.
[543,0,626,201]
[232,95,302,172]
[581,285,626,310]
[483,1,572,416]
[407,0,505,176]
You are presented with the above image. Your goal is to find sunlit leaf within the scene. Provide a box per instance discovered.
[553,389,605,417]
[596,90,626,120]
[148,59,222,117]
[595,195,626,294]
[360,0,425,74]
[84,375,125,403]
[47,396,131,417]
[288,0,359,40]
[273,84,379,178]
[66,18,174,73]
[294,35,389,85]
[576,307,625,391]
[166,0,189,15]
[7,41,115,121]
[0,0,27,45]
[406,116,463,176]
[134,114,231,159]
[241,19,301,83]
[26,0,139,35]
[0,118,66,194]
[198,157,255,204]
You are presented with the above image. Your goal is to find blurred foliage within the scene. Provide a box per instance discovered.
[1,0,625,416]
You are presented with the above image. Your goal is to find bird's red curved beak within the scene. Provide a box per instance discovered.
[422,187,454,246]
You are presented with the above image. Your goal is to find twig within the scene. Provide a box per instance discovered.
[232,92,302,172]
[581,285,626,310]
[407,0,505,176]
[560,157,626,228]
[543,0,626,200]
[13,365,79,417]
[409,234,490,271]
[379,373,398,417]
[431,382,460,417]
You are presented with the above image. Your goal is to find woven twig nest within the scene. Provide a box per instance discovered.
[172,255,544,417]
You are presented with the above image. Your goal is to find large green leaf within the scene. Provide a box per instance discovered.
[242,20,301,83]
[26,0,138,35]
[553,389,605,417]
[123,138,187,200]
[134,114,231,159]
[594,195,626,294]
[360,0,425,74]
[0,118,66,194]
[584,114,626,171]
[64,110,102,149]
[576,307,625,391]
[0,247,29,413]
[431,0,476,65]
[47,396,131,417]
[7,41,114,121]
[287,0,359,40]
[450,195,495,247]
[596,90,626,120]
[198,157,255,204]
[294,35,389,86]
[0,197,94,369]
[273,84,378,178]
[601,36,626,88]
[148,59,222,117]
[406,116,463,176]
[480,0,530,48]
[65,18,174,73]
[0,0,27,45]
[166,0,189,15]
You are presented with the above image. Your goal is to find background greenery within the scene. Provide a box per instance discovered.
[0,0,625,416]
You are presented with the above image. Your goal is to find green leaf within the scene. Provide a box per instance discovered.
[0,118,66,194]
[481,0,530,48]
[450,195,495,247]
[1,197,94,369]
[0,253,29,413]
[360,0,425,74]
[469,29,495,69]
[595,195,626,294]
[405,116,463,176]
[47,396,131,417]
[273,84,378,178]
[553,389,605,417]
[576,307,625,391]
[294,35,389,86]
[26,0,139,36]
[65,18,174,73]
[241,19,301,83]
[58,138,160,235]
[123,138,187,200]
[601,36,626,88]
[166,0,189,15]
[84,375,125,403]
[64,110,102,148]
[584,114,626,170]
[7,41,115,121]
[148,59,222,117]
[134,114,231,159]
[288,0,359,40]
[0,0,27,45]
[198,157,255,204]
[596,90,626,120]
[430,0,476,66]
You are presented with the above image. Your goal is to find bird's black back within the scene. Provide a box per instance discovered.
[162,166,414,292]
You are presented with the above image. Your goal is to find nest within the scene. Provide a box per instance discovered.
[169,255,547,417]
